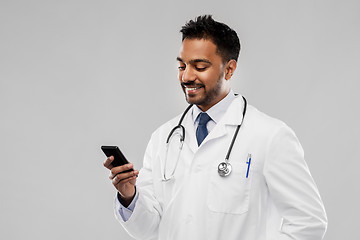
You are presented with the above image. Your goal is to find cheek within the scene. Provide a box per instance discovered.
[178,71,183,81]
[200,72,216,86]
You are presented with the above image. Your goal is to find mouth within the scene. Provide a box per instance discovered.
[185,86,202,91]
[182,82,204,93]
[183,85,204,95]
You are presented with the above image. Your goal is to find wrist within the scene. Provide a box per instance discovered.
[117,187,136,207]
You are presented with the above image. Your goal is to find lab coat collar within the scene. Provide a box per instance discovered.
[191,89,236,125]
[203,95,245,143]
[183,94,246,152]
[219,94,246,126]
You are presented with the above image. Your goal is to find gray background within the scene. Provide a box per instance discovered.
[1,0,359,239]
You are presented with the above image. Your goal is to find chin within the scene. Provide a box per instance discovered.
[185,94,201,104]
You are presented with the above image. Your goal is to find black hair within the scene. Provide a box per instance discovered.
[180,15,241,63]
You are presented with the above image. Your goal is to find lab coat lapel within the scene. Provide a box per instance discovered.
[201,96,245,145]
[183,106,198,153]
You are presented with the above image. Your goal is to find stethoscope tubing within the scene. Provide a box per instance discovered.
[225,96,247,161]
[167,96,247,156]
[164,95,247,179]
[166,103,193,144]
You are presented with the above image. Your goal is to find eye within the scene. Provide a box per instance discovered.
[195,66,207,71]
[178,65,185,71]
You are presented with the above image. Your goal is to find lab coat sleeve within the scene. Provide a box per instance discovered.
[263,126,328,240]
[114,132,163,240]
[115,190,139,221]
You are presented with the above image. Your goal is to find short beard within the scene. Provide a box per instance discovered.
[183,72,224,107]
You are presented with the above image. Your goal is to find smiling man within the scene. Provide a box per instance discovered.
[177,38,236,111]
[104,15,327,240]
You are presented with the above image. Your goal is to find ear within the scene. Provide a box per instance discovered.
[224,59,237,80]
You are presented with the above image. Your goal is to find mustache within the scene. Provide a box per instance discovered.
[181,81,204,88]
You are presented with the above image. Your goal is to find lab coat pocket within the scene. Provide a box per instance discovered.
[207,162,252,214]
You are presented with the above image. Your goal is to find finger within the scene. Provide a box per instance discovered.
[109,163,134,179]
[103,156,114,169]
[112,169,138,183]
[112,170,139,185]
[113,175,138,190]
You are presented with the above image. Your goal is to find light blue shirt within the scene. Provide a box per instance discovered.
[117,90,236,221]
[116,190,139,221]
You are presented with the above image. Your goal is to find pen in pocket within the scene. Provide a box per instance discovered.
[246,154,251,178]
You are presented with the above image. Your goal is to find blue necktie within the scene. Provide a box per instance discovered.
[196,112,211,146]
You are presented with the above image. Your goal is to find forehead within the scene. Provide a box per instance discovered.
[178,38,221,62]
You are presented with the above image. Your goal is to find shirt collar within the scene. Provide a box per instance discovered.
[192,89,236,124]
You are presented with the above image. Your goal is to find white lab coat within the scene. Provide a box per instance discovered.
[115,96,327,240]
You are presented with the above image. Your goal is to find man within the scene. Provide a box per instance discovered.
[104,15,327,240]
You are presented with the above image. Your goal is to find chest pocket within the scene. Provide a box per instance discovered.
[207,161,252,214]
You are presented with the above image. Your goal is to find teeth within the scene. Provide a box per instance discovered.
[186,87,200,91]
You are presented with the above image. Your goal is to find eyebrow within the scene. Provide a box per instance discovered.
[176,57,212,65]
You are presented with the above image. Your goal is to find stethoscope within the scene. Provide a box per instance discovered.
[163,96,247,181]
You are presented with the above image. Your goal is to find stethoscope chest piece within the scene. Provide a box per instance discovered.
[218,162,232,177]
[164,96,247,181]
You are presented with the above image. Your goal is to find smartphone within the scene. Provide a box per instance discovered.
[101,146,133,172]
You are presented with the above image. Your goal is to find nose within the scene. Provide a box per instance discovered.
[181,67,196,83]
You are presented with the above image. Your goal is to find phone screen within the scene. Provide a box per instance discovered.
[101,146,132,172]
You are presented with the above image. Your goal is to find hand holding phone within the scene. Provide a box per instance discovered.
[102,145,138,206]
